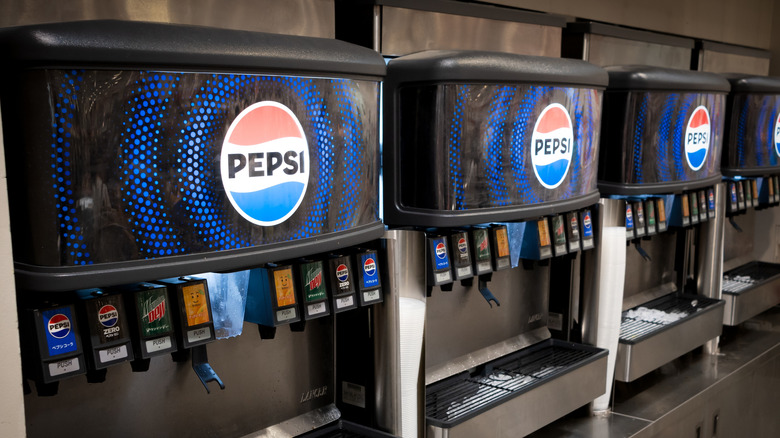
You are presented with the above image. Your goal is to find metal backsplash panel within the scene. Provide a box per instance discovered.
[24,319,335,437]
[587,34,692,69]
[621,232,678,307]
[425,264,550,381]
[1,0,335,38]
[380,6,561,57]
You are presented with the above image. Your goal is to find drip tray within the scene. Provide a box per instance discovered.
[297,421,398,438]
[426,339,607,438]
[615,293,724,382]
[722,261,780,326]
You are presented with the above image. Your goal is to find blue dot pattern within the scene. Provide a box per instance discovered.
[432,84,601,211]
[619,91,726,185]
[39,69,379,266]
[728,94,780,171]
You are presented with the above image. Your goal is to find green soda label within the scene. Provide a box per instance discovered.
[137,288,172,338]
[302,261,327,302]
[473,229,491,261]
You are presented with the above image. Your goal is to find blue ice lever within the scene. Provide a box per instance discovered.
[478,278,501,308]
[191,345,225,394]
[634,241,652,262]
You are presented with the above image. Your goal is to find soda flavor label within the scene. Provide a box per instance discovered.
[451,233,471,264]
[220,101,310,226]
[137,288,172,338]
[752,180,759,200]
[656,199,667,223]
[182,283,211,327]
[582,211,593,238]
[730,183,738,205]
[331,257,354,293]
[568,213,581,239]
[495,227,510,258]
[775,112,780,157]
[626,204,634,229]
[690,194,699,216]
[473,229,491,261]
[432,238,450,270]
[684,106,710,171]
[552,216,566,246]
[769,180,775,197]
[360,253,380,289]
[646,200,656,226]
[682,194,690,217]
[302,261,327,302]
[273,267,297,307]
[636,203,645,227]
[43,307,78,357]
[708,189,716,211]
[537,218,551,247]
[531,104,574,189]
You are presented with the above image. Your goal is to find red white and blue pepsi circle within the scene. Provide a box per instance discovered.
[684,106,710,171]
[457,237,468,254]
[98,305,119,328]
[531,103,574,189]
[336,264,349,283]
[48,314,71,339]
[583,212,593,237]
[220,101,310,226]
[363,258,376,276]
[774,112,780,158]
[435,242,447,259]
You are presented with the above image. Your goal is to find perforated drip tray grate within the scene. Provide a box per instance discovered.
[297,421,398,438]
[619,293,722,344]
[426,339,606,428]
[722,261,780,295]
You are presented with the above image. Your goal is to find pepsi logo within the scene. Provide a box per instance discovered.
[363,258,376,276]
[531,104,574,189]
[435,242,447,259]
[336,264,349,283]
[98,305,119,328]
[684,106,710,171]
[48,314,71,339]
[571,216,578,230]
[583,213,592,229]
[774,112,780,158]
[221,101,309,226]
[457,238,467,254]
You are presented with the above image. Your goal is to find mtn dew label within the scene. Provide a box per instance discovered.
[474,228,491,261]
[137,288,172,338]
[302,261,327,302]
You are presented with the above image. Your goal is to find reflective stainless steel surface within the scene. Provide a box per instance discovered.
[531,308,780,437]
[240,404,341,438]
[614,300,725,382]
[379,6,561,57]
[1,0,335,38]
[427,352,607,438]
[724,210,755,270]
[375,229,425,436]
[723,279,780,326]
[586,34,692,69]
[425,327,550,386]
[699,50,770,75]
[698,183,725,353]
[25,319,336,437]
[622,233,678,303]
[425,265,550,384]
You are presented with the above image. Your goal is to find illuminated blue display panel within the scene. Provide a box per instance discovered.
[0,21,384,291]
[598,66,730,195]
[722,75,780,177]
[383,51,608,227]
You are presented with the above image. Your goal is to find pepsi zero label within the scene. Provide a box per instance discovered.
[360,253,380,289]
[330,256,355,294]
[43,307,78,357]
[684,106,711,171]
[221,101,310,226]
[531,104,574,189]
[86,295,128,345]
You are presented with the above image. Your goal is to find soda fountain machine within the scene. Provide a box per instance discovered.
[382,50,609,437]
[719,75,780,326]
[597,66,730,383]
[0,20,396,437]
